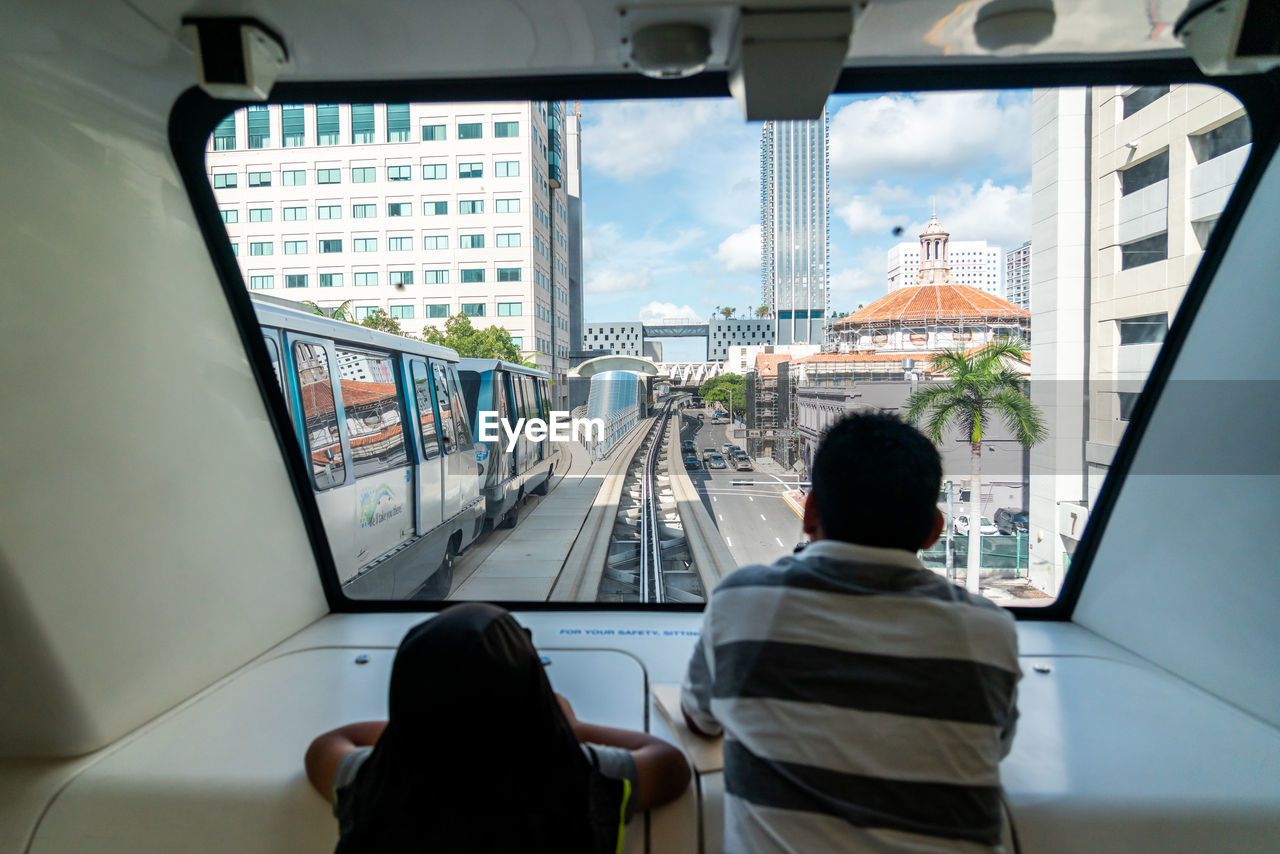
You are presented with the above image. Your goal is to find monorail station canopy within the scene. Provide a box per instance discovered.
[571,354,661,379]
[829,213,1029,353]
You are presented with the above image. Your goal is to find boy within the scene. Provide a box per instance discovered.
[682,412,1020,852]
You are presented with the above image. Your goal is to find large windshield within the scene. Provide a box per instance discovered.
[203,85,1250,606]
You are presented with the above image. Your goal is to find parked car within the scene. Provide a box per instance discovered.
[953,515,999,536]
[994,508,1029,535]
[683,454,700,469]
[735,458,753,472]
[707,454,728,470]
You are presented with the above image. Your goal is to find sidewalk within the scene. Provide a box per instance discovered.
[448,426,644,601]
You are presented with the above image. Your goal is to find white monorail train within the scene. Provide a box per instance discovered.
[457,358,558,530]
[3,1,1280,853]
[253,294,486,599]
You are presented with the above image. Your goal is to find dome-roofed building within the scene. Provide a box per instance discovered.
[830,213,1029,353]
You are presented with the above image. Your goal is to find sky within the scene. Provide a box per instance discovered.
[578,89,1033,361]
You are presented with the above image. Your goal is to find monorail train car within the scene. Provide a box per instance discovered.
[457,359,558,529]
[253,294,485,599]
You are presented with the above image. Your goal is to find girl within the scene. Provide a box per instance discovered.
[306,603,691,853]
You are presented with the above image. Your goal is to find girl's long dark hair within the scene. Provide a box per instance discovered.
[335,603,605,853]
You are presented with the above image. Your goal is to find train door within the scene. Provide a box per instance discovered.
[535,377,548,462]
[431,359,467,517]
[408,359,444,534]
[446,363,481,517]
[499,372,517,482]
[331,343,415,570]
[287,335,357,581]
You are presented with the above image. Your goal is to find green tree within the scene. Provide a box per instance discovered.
[299,299,355,322]
[359,308,404,335]
[422,314,525,362]
[719,306,737,320]
[755,305,770,318]
[700,373,746,415]
[906,339,1046,593]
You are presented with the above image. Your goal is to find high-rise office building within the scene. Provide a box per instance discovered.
[206,101,575,407]
[760,110,829,346]
[1005,240,1031,310]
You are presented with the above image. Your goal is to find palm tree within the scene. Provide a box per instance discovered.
[299,299,355,323]
[719,306,736,320]
[755,305,770,318]
[906,339,1046,593]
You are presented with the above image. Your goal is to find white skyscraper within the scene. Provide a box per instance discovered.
[1005,240,1031,310]
[761,110,829,345]
[207,100,575,407]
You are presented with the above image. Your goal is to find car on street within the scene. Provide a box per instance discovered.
[681,439,696,453]
[707,453,727,470]
[722,442,735,456]
[994,508,1029,534]
[953,515,999,536]
[682,454,700,469]
[734,458,752,471]
[702,447,717,461]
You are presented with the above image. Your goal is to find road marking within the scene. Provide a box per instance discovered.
[775,537,785,547]
[749,496,754,502]
[725,536,733,547]
[712,496,717,503]
[760,514,767,521]
[718,514,723,521]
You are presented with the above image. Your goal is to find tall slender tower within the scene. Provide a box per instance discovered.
[760,109,830,345]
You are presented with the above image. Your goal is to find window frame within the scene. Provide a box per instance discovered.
[178,61,1275,616]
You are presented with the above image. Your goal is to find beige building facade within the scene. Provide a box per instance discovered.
[1028,84,1250,596]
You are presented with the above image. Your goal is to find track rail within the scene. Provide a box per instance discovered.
[639,402,673,604]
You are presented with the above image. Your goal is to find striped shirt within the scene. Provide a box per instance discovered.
[681,539,1020,853]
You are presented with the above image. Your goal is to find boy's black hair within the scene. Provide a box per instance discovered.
[810,411,942,551]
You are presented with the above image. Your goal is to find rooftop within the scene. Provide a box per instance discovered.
[832,282,1029,327]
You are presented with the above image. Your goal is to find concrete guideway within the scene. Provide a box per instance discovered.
[447,424,649,601]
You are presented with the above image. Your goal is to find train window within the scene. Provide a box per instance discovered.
[293,341,345,490]
[334,345,408,478]
[200,85,1251,606]
[447,367,473,447]
[410,360,441,461]
[431,362,458,454]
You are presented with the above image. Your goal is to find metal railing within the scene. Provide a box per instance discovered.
[573,403,640,461]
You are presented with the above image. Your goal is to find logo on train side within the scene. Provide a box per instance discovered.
[360,484,404,529]
[476,411,605,452]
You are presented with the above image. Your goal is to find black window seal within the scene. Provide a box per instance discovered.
[169,59,1280,616]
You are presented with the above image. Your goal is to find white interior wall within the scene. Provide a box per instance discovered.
[0,58,327,757]
[1074,142,1280,728]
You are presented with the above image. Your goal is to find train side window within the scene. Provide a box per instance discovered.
[538,379,550,421]
[293,341,345,490]
[335,345,407,477]
[447,366,473,446]
[431,362,458,454]
[410,360,441,460]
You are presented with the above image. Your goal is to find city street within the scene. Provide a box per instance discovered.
[678,408,802,569]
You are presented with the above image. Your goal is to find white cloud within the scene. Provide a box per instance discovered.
[586,268,652,295]
[827,248,890,312]
[582,99,740,182]
[915,180,1031,251]
[638,301,701,323]
[829,91,1031,182]
[714,224,761,273]
[837,197,895,238]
